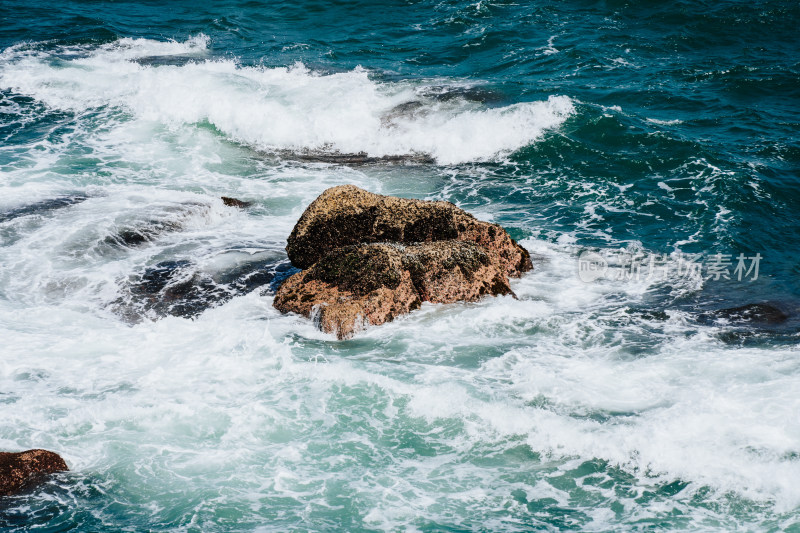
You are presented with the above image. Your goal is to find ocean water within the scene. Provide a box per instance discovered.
[1,0,799,530]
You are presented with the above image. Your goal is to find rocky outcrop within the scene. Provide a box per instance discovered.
[0,449,68,497]
[274,185,531,339]
[285,185,531,276]
[274,241,514,339]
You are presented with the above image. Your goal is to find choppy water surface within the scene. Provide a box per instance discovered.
[1,1,799,530]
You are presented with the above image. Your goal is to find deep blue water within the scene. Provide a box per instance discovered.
[1,1,799,531]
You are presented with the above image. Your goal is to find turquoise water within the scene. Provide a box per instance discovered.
[1,1,799,530]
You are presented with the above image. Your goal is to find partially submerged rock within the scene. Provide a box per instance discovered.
[0,195,88,224]
[221,196,253,209]
[284,151,435,166]
[110,219,184,247]
[104,202,210,249]
[275,243,420,339]
[286,185,532,276]
[274,240,514,339]
[714,303,789,324]
[0,449,68,497]
[275,185,530,339]
[112,256,297,322]
[131,55,202,67]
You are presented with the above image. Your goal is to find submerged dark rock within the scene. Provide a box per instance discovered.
[0,195,88,224]
[419,85,505,104]
[281,150,435,166]
[714,303,789,324]
[285,185,532,275]
[131,55,202,67]
[108,220,183,247]
[125,260,217,319]
[0,450,68,497]
[381,88,505,129]
[274,185,529,339]
[381,101,427,127]
[113,256,298,322]
[103,202,209,249]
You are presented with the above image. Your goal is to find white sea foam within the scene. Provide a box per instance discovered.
[0,37,573,165]
[542,36,559,55]
[647,117,684,126]
[1,36,797,531]
[2,212,799,529]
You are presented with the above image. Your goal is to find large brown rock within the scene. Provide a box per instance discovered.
[274,240,514,339]
[286,185,532,276]
[0,449,68,497]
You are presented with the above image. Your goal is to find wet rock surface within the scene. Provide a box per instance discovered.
[697,302,792,327]
[131,55,203,67]
[274,241,514,339]
[102,199,294,322]
[0,450,68,497]
[285,184,531,275]
[279,150,435,166]
[691,302,799,346]
[0,195,88,224]
[113,256,297,322]
[107,220,184,248]
[714,303,789,324]
[275,186,530,339]
[103,202,210,249]
[275,243,421,339]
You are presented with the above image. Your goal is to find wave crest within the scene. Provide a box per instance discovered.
[0,37,573,164]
